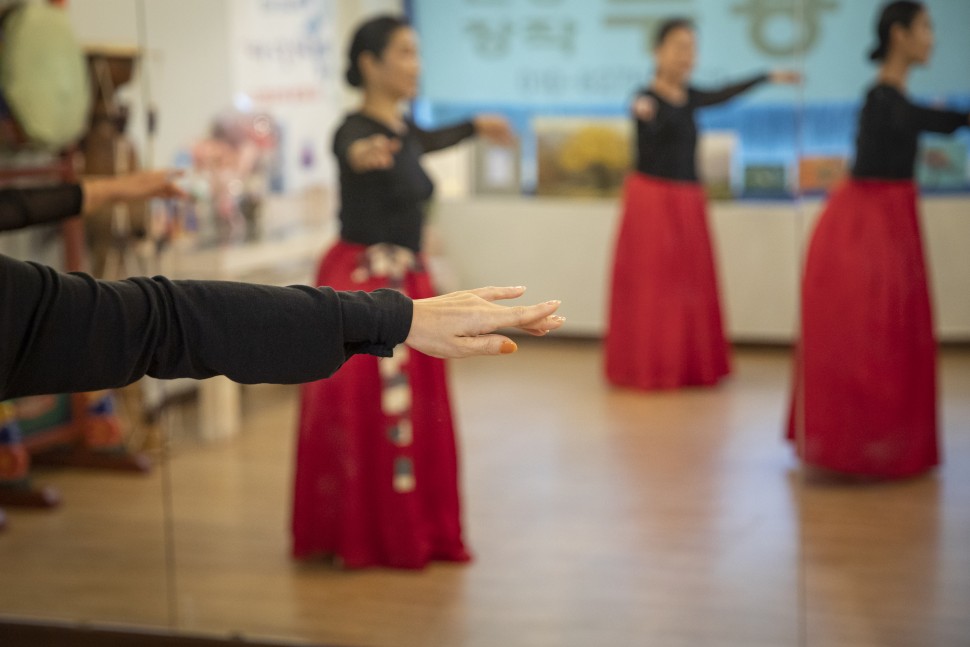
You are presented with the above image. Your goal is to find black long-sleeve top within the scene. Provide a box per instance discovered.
[335,113,476,252]
[634,74,769,182]
[852,84,969,180]
[0,184,412,401]
[0,184,83,232]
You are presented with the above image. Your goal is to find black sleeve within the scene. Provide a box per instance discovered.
[0,255,413,400]
[691,73,770,108]
[410,120,476,154]
[0,184,84,232]
[870,87,969,135]
[908,104,968,135]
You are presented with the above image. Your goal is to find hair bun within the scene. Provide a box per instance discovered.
[345,15,409,89]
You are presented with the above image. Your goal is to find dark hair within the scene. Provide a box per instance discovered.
[346,15,410,88]
[654,17,694,49]
[869,1,925,61]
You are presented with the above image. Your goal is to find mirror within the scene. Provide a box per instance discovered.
[3,1,968,645]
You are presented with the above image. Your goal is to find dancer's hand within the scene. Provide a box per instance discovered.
[473,115,516,146]
[406,286,564,358]
[632,95,657,121]
[81,170,186,214]
[770,70,802,85]
[348,134,401,172]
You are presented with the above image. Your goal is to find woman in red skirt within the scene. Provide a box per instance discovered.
[789,1,969,478]
[292,15,517,569]
[605,18,798,390]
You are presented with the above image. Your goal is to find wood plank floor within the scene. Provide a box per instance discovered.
[1,342,968,646]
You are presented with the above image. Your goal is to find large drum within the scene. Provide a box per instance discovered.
[0,2,91,150]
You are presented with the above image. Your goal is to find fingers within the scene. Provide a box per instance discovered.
[490,126,516,147]
[633,97,656,120]
[461,334,518,357]
[406,287,563,359]
[488,300,561,330]
[461,287,563,330]
[157,170,189,199]
[350,135,399,171]
[467,286,527,302]
[366,136,397,168]
[474,115,516,146]
[772,70,802,85]
[519,314,566,336]
[460,311,564,356]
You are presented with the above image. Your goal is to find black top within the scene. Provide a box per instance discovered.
[0,184,83,232]
[852,84,969,180]
[335,113,476,252]
[0,184,412,401]
[634,74,769,182]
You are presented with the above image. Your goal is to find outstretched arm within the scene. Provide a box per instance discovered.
[692,73,769,108]
[0,254,411,399]
[692,70,799,108]
[79,170,186,214]
[412,115,515,153]
[411,120,477,154]
[0,170,185,233]
[0,184,82,232]
[908,104,970,135]
[0,256,564,400]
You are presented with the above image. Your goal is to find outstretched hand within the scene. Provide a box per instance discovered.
[348,134,402,172]
[81,170,187,214]
[405,286,564,359]
[632,95,658,121]
[473,115,516,146]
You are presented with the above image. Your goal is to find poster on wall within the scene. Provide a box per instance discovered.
[230,0,339,194]
[534,117,631,197]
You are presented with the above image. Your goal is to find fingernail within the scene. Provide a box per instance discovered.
[513,286,527,291]
[500,340,518,354]
[546,300,562,306]
[552,315,566,322]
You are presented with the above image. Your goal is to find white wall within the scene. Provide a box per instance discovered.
[434,196,970,343]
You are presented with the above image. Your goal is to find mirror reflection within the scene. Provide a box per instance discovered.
[0,1,967,646]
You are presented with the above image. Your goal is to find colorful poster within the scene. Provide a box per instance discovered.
[230,0,339,192]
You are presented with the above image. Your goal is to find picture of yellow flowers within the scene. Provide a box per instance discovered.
[535,117,632,197]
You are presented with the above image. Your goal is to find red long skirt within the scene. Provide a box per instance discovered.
[788,180,939,478]
[605,172,731,390]
[291,241,470,568]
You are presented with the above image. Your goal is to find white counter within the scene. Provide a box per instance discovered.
[431,195,970,343]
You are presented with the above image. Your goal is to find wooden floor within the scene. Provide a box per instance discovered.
[1,342,968,647]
